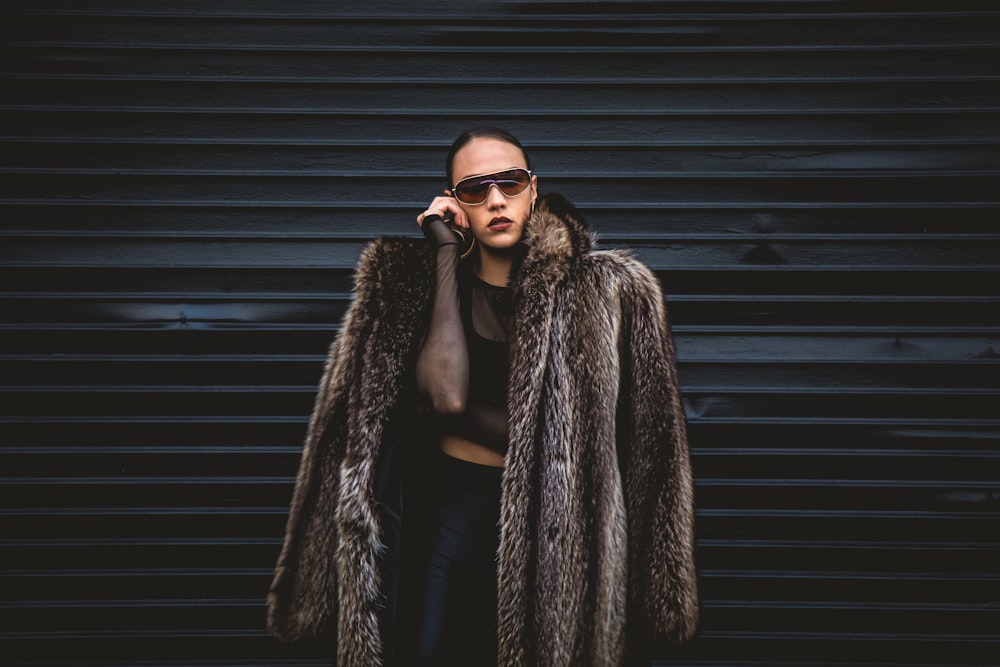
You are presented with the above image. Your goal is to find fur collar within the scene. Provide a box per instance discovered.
[525,192,593,260]
[507,192,594,291]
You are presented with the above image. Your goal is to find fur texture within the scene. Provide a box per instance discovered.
[267,194,698,666]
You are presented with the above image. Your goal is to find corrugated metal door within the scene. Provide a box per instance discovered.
[2,2,998,665]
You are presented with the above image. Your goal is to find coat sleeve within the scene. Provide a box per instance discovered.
[619,259,699,647]
[266,248,380,642]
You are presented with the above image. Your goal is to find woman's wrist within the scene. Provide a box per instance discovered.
[421,215,461,249]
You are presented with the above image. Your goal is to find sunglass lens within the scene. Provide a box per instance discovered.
[496,170,530,196]
[456,180,490,203]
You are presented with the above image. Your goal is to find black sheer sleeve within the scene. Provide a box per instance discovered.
[415,216,469,415]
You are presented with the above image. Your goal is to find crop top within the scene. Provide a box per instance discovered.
[415,216,511,456]
[451,273,511,453]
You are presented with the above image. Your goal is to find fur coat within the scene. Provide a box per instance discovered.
[267,194,699,666]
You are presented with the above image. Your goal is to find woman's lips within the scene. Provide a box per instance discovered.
[488,217,513,231]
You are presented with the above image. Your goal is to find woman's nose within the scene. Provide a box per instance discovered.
[485,183,506,207]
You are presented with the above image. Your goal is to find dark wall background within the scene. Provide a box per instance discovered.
[2,1,998,665]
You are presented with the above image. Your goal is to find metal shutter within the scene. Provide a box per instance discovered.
[2,2,998,665]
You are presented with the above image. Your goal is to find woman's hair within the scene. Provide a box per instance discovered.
[445,126,532,186]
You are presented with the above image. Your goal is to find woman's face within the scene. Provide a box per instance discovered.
[449,137,537,252]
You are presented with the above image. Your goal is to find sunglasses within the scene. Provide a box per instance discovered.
[450,168,533,205]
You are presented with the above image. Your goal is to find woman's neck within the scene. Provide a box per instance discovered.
[475,246,515,287]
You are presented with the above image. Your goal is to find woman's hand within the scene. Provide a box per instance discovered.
[417,195,468,230]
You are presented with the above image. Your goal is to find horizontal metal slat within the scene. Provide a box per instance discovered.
[6,44,999,82]
[2,295,998,329]
[3,236,998,269]
[1,329,996,362]
[7,142,1000,175]
[3,387,998,421]
[4,10,999,51]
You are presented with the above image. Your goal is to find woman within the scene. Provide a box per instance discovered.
[267,127,699,666]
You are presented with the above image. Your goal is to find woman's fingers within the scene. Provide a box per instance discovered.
[418,196,467,229]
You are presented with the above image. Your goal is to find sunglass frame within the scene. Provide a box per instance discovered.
[450,168,533,205]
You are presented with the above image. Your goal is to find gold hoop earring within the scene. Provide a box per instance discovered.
[452,227,477,260]
[460,235,476,260]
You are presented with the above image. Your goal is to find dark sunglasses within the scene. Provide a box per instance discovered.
[450,168,533,205]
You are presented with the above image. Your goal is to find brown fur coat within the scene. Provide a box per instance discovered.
[267,194,698,666]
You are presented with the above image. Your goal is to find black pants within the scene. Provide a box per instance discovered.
[398,451,503,667]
